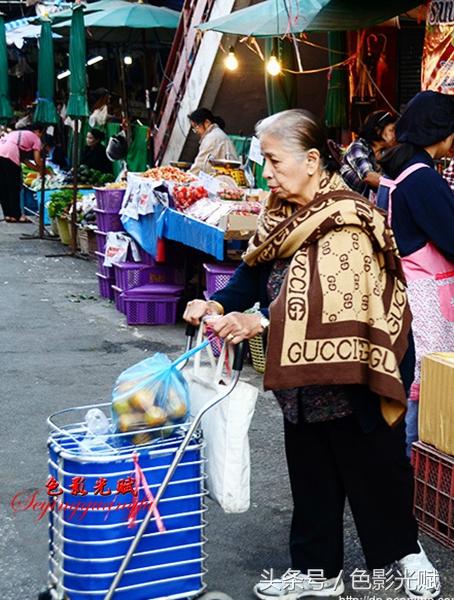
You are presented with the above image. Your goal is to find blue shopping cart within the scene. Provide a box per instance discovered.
[40,329,243,600]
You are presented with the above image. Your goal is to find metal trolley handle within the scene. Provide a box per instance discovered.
[104,327,245,600]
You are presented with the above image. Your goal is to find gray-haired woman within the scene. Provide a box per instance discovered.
[184,109,440,599]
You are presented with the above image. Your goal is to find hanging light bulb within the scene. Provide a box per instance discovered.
[224,46,239,71]
[124,55,133,65]
[266,54,281,76]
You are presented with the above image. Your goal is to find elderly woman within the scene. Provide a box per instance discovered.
[184,110,440,600]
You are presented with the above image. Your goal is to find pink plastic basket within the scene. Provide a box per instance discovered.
[95,251,114,279]
[203,263,237,297]
[96,273,114,300]
[123,284,183,325]
[111,284,126,314]
[94,188,125,212]
[94,208,123,233]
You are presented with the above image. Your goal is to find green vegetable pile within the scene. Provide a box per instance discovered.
[48,189,82,219]
[64,164,115,186]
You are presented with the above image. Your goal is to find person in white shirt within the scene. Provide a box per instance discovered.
[188,108,238,175]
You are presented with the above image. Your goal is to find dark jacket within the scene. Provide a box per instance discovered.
[377,150,454,261]
[80,143,112,174]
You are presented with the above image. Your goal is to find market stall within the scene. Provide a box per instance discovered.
[120,165,264,261]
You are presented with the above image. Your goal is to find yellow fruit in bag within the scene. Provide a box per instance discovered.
[118,412,145,433]
[129,388,156,411]
[144,406,167,428]
[167,387,187,420]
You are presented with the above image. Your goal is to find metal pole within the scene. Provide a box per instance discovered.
[70,118,79,254]
[38,147,46,239]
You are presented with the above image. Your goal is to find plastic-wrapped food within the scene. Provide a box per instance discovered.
[111,353,189,443]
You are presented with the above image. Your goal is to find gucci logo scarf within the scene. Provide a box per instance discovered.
[243,177,412,425]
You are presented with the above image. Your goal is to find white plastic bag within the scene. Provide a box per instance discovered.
[103,232,130,266]
[186,327,258,513]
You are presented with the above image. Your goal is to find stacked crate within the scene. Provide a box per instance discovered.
[94,188,125,301]
[413,353,454,550]
[93,188,188,325]
[112,262,175,315]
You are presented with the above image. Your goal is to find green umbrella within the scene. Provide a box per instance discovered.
[0,14,13,123]
[67,5,89,119]
[66,5,89,255]
[54,1,179,44]
[50,0,125,24]
[197,0,422,36]
[324,31,349,129]
[34,19,59,124]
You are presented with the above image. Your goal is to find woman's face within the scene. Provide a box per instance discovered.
[190,119,210,138]
[261,134,319,204]
[381,123,396,147]
[86,132,98,147]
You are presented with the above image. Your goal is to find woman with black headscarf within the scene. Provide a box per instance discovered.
[80,128,112,174]
[377,90,454,455]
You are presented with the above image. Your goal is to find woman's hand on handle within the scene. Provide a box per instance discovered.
[205,312,263,344]
[183,299,223,326]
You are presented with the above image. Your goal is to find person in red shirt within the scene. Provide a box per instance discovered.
[0,123,45,222]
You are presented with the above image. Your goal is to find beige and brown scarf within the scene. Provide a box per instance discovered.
[244,173,412,426]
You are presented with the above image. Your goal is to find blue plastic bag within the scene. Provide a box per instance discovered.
[112,353,190,444]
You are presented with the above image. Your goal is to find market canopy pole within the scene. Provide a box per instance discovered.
[0,14,13,124]
[34,18,59,239]
[66,3,89,256]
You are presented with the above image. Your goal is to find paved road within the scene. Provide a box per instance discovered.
[0,221,452,600]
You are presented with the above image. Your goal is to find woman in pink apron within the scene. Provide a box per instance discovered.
[377,91,454,456]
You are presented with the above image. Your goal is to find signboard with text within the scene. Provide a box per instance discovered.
[422,0,454,94]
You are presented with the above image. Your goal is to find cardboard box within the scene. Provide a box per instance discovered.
[420,353,454,456]
[219,213,258,239]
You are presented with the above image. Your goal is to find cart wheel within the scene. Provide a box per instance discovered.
[37,590,53,600]
[197,593,234,600]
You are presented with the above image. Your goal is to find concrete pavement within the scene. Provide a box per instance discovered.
[0,220,452,600]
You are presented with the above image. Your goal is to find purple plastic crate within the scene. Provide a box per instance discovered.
[94,188,125,212]
[124,297,179,325]
[123,284,183,325]
[125,284,184,297]
[96,273,114,300]
[95,251,114,278]
[111,284,126,314]
[114,262,154,291]
[95,230,107,253]
[94,208,123,233]
[203,263,237,297]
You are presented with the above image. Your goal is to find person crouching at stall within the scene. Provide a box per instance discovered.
[80,128,112,175]
[0,123,46,223]
[183,109,441,600]
[188,108,238,175]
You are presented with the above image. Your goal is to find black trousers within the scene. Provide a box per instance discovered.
[0,157,22,220]
[284,412,419,579]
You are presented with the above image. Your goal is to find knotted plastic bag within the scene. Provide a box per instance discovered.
[112,353,190,444]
